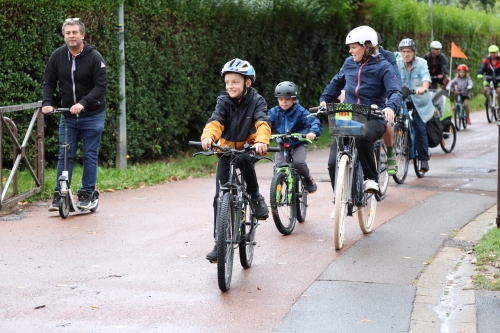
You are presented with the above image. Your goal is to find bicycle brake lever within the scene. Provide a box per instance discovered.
[193,150,216,157]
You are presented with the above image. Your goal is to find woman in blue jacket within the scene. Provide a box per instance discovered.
[319,26,402,216]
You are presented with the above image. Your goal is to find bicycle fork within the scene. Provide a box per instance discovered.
[275,166,294,205]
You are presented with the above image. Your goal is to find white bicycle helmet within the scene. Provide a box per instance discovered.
[430,41,442,49]
[221,58,256,83]
[345,26,378,46]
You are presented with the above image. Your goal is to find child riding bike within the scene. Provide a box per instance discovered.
[268,81,323,194]
[448,64,473,125]
[200,58,272,262]
[477,45,500,110]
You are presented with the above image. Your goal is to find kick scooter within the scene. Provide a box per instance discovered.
[52,108,99,219]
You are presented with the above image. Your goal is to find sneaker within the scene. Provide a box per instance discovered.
[466,117,471,125]
[48,191,61,212]
[251,195,269,220]
[303,176,317,193]
[420,160,429,172]
[206,243,217,262]
[387,156,398,176]
[76,189,91,209]
[363,179,379,193]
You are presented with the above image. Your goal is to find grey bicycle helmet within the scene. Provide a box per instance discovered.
[274,81,298,98]
[221,58,256,83]
[399,38,417,52]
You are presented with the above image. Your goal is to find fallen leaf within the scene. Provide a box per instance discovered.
[106,188,115,192]
[90,304,98,309]
[88,231,97,234]
[34,305,45,309]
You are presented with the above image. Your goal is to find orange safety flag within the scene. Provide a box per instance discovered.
[450,42,468,59]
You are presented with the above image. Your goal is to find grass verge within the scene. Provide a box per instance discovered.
[473,227,500,291]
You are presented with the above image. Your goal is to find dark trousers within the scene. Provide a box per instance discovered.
[412,111,429,161]
[211,153,258,237]
[327,119,386,192]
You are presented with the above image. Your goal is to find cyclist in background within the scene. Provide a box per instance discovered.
[397,38,433,172]
[268,81,323,193]
[477,45,500,110]
[201,58,271,262]
[423,41,450,89]
[320,25,401,216]
[449,64,473,125]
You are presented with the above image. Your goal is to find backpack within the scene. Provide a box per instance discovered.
[426,115,443,148]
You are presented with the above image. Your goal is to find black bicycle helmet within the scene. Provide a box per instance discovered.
[221,58,256,83]
[274,81,298,98]
[398,38,417,52]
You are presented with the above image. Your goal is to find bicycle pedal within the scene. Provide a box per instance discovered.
[257,217,267,221]
[209,260,217,264]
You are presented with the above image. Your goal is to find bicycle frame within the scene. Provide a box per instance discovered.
[399,100,417,160]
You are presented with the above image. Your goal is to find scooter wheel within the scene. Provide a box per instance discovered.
[59,195,70,219]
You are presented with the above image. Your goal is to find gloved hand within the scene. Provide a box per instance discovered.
[477,74,483,79]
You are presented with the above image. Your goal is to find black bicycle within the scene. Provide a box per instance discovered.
[189,141,279,292]
[269,132,312,235]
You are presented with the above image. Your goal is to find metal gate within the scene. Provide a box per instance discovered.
[0,102,44,211]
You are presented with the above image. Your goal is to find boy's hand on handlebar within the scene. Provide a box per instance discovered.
[42,106,54,114]
[383,108,395,123]
[306,133,316,141]
[201,137,213,150]
[70,103,84,115]
[253,142,267,155]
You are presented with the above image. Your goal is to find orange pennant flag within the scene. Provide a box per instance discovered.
[451,42,468,59]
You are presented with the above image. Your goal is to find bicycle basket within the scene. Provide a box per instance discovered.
[326,103,371,137]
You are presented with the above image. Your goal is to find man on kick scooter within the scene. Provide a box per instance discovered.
[41,18,107,212]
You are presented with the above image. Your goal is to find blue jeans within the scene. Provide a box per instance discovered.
[412,111,429,161]
[55,111,106,194]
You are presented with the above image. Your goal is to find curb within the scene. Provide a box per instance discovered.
[410,205,498,333]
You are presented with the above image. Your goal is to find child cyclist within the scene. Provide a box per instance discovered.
[201,58,272,262]
[449,64,473,124]
[268,81,323,193]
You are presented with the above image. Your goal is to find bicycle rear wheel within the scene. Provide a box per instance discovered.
[295,176,307,223]
[486,91,494,123]
[440,120,456,153]
[357,192,377,234]
[333,155,349,250]
[239,198,256,268]
[413,158,425,178]
[377,143,389,196]
[270,171,296,235]
[216,192,234,292]
[393,123,409,184]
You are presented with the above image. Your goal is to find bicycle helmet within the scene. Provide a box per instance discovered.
[457,64,469,71]
[488,45,499,53]
[376,32,383,45]
[274,81,298,98]
[221,58,256,83]
[430,41,442,49]
[345,26,378,46]
[398,38,417,52]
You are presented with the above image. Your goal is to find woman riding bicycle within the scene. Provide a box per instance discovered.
[397,38,433,173]
[477,45,500,110]
[319,25,402,211]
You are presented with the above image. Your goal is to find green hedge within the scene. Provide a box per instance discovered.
[0,0,498,168]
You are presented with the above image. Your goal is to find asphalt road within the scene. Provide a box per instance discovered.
[0,110,498,332]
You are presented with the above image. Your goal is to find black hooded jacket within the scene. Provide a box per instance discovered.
[42,41,107,117]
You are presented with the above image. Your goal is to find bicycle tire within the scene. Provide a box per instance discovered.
[392,123,409,184]
[58,195,69,219]
[239,198,256,268]
[333,155,349,250]
[413,158,425,178]
[270,171,296,235]
[377,143,389,196]
[295,176,307,223]
[491,92,498,121]
[440,120,456,153]
[454,104,461,131]
[357,192,377,234]
[486,91,494,123]
[216,192,234,292]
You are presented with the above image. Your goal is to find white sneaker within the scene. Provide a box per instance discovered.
[363,179,379,193]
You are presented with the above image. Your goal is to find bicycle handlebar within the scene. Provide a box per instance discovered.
[188,141,281,154]
[308,103,385,119]
[47,107,86,114]
[271,133,316,144]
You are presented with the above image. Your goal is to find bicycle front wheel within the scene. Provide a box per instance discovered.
[486,91,494,123]
[377,143,389,196]
[216,192,234,292]
[295,176,307,223]
[454,105,461,131]
[440,120,456,153]
[333,155,350,250]
[393,123,409,184]
[239,198,256,268]
[270,171,296,235]
[357,192,377,234]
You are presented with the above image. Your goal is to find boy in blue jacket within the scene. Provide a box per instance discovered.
[268,81,323,193]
